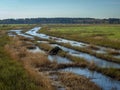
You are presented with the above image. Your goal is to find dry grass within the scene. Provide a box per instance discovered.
[37,43,52,52]
[0,30,6,36]
[23,52,51,68]
[4,36,54,90]
[23,59,53,90]
[106,49,120,55]
[57,72,101,90]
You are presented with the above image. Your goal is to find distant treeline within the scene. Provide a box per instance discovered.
[0,18,120,24]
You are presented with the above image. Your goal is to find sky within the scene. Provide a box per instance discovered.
[0,0,120,19]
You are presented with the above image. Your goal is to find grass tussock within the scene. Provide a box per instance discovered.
[37,43,52,52]
[58,72,101,90]
[23,53,51,68]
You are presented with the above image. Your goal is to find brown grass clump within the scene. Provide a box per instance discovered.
[23,57,53,90]
[23,52,51,68]
[0,30,6,36]
[4,43,27,60]
[37,43,52,52]
[58,72,101,90]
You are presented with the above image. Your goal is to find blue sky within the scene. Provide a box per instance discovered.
[0,0,120,19]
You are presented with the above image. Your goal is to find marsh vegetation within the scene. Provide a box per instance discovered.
[0,24,120,90]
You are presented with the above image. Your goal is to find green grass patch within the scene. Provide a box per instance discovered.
[0,24,36,31]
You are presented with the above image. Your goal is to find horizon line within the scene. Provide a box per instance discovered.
[0,17,120,20]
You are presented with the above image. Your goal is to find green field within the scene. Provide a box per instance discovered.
[40,25,120,49]
[0,24,37,31]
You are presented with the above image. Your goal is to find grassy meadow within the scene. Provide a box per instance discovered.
[40,24,120,49]
[0,24,37,31]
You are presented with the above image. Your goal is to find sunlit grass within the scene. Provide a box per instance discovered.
[40,24,120,49]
